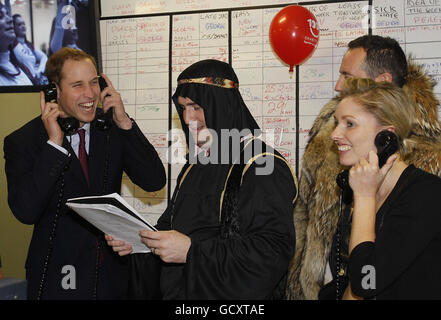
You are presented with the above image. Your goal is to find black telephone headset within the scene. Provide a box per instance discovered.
[336,130,400,204]
[42,76,113,135]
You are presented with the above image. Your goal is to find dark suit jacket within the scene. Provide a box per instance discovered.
[348,165,441,299]
[4,116,166,300]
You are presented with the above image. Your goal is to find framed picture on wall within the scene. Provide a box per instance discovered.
[0,0,99,93]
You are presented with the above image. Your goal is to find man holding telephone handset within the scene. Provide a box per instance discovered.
[4,47,166,299]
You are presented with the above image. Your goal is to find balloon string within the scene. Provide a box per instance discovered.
[289,65,294,79]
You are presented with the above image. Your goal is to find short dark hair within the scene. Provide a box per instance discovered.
[348,35,407,87]
[12,13,21,22]
[45,47,97,84]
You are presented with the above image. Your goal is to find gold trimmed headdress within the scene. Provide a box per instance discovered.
[177,77,238,89]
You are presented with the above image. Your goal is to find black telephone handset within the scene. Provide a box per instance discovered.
[336,130,399,204]
[95,76,113,131]
[42,76,112,135]
[43,83,80,135]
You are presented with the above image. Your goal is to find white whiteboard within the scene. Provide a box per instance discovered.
[100,0,326,17]
[99,0,441,223]
[372,0,441,114]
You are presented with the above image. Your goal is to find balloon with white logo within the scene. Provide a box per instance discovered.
[269,5,320,73]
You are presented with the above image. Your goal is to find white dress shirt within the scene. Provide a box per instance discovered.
[47,123,90,158]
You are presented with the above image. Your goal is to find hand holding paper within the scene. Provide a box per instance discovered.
[104,234,134,256]
[139,229,191,263]
[66,193,157,253]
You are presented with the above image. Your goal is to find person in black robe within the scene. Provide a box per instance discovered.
[107,59,297,299]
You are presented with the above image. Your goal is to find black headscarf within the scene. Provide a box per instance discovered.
[172,59,260,163]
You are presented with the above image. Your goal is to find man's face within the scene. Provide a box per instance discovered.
[335,47,369,92]
[177,96,211,149]
[57,58,100,127]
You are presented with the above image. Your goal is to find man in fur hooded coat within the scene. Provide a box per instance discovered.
[286,35,441,300]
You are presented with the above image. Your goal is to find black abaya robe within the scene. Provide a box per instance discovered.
[157,151,296,299]
[156,59,297,299]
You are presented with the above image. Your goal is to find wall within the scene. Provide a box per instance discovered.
[99,0,441,225]
[0,92,39,279]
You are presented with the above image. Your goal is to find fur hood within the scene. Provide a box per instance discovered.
[286,61,441,300]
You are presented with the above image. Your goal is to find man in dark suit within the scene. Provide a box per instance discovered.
[3,47,166,299]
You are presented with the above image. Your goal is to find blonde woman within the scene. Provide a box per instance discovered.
[325,78,441,299]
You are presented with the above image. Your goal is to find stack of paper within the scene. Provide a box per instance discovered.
[66,193,156,253]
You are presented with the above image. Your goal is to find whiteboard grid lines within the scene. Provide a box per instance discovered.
[100,0,441,218]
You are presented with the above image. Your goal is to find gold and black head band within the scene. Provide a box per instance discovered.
[177,77,238,89]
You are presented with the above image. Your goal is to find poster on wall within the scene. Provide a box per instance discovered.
[0,0,98,92]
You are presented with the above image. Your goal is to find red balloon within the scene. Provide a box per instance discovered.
[269,5,320,72]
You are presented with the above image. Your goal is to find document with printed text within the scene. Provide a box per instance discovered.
[66,193,156,253]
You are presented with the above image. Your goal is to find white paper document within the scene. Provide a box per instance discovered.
[66,193,156,253]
